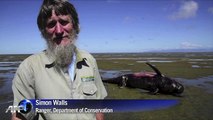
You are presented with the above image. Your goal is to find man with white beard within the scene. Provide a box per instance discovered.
[12,0,107,120]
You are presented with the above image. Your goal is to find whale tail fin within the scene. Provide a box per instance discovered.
[146,62,162,76]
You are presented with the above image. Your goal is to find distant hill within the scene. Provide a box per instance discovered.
[148,48,213,53]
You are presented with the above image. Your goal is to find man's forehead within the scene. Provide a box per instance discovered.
[47,10,71,21]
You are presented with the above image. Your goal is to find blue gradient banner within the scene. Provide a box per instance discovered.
[27,99,179,113]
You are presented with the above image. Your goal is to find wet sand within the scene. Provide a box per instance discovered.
[0,53,213,119]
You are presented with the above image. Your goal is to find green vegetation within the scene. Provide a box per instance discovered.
[96,52,213,79]
[103,84,213,120]
[95,52,213,120]
[0,52,213,119]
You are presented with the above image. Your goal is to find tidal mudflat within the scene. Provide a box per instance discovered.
[0,52,213,120]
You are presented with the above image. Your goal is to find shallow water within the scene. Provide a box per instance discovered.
[99,69,132,79]
[0,62,17,103]
[0,53,213,104]
[176,76,213,93]
[1,68,213,103]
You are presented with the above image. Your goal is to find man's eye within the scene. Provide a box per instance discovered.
[59,20,69,26]
[47,21,56,28]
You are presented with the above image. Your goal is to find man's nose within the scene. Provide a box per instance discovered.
[55,22,64,36]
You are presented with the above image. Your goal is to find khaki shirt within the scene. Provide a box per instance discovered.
[12,49,107,120]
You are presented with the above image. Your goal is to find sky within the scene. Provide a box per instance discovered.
[0,0,213,54]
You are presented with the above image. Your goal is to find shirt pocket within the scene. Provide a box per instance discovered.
[82,82,97,99]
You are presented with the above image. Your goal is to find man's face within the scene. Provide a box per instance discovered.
[44,10,76,68]
[45,10,74,46]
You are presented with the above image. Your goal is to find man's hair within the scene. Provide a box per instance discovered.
[37,0,80,37]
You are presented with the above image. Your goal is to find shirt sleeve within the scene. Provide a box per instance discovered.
[93,59,108,99]
[12,58,36,119]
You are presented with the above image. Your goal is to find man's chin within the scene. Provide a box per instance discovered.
[51,43,76,69]
[61,39,72,46]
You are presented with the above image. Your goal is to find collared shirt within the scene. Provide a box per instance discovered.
[12,49,107,120]
[68,52,76,81]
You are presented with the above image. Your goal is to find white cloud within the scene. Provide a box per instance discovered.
[169,1,198,20]
[208,7,213,14]
[180,42,202,49]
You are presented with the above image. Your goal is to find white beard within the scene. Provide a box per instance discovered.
[45,31,77,69]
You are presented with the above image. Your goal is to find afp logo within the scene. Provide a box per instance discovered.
[6,99,33,114]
